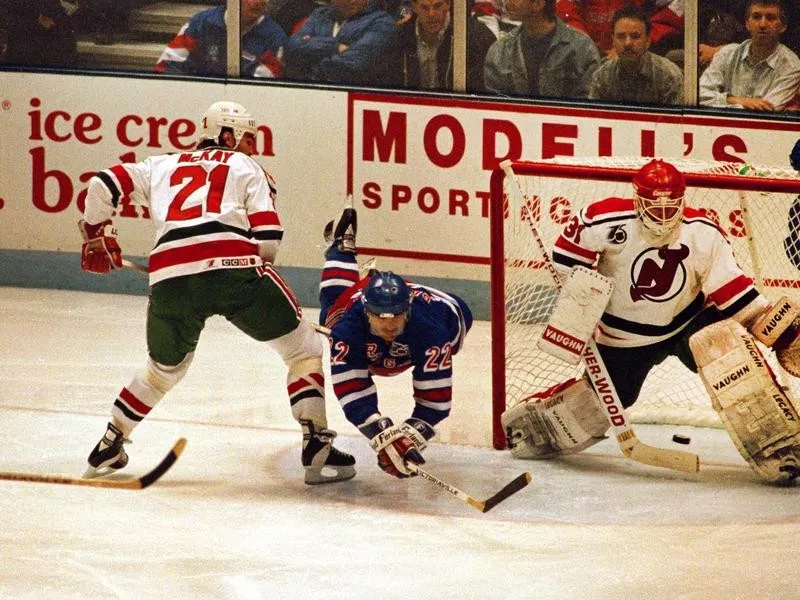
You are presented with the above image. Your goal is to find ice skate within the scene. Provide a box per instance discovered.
[83,422,130,478]
[301,421,356,484]
[323,207,357,254]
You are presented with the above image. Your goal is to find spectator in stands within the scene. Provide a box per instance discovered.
[396,0,496,92]
[284,0,400,86]
[269,0,323,36]
[483,0,600,99]
[556,0,684,57]
[588,5,683,105]
[697,0,748,71]
[155,0,287,78]
[666,0,747,72]
[699,0,800,111]
[2,0,76,67]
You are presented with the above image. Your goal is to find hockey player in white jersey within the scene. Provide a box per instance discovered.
[503,158,800,483]
[79,100,355,485]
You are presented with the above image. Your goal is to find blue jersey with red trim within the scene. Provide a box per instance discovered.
[323,272,472,429]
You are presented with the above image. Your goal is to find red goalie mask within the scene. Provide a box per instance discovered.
[632,159,686,236]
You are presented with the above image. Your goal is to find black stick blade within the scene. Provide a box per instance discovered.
[137,437,187,489]
[481,471,532,513]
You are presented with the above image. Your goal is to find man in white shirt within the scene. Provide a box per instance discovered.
[699,0,800,110]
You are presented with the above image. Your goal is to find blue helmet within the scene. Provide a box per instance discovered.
[362,271,411,317]
[791,139,800,172]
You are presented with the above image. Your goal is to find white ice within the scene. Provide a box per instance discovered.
[1,287,798,599]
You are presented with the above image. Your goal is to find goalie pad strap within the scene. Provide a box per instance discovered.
[750,296,800,347]
[690,319,800,483]
[538,266,613,365]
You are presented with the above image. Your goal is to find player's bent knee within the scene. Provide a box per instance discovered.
[691,319,800,484]
[288,355,324,380]
[144,353,193,393]
[269,320,324,364]
[501,377,609,460]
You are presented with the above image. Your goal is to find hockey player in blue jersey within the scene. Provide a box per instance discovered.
[318,207,473,478]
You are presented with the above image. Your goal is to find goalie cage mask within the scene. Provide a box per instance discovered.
[632,159,687,237]
[199,101,257,147]
[362,271,412,318]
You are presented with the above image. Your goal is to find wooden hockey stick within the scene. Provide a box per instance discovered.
[0,437,187,489]
[500,161,699,474]
[406,463,532,513]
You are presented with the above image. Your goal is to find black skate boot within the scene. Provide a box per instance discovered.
[323,207,357,254]
[83,422,129,478]
[301,420,356,485]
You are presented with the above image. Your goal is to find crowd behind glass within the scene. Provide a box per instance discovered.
[1,0,799,111]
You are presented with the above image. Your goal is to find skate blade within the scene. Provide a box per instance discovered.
[304,465,356,485]
[359,258,378,279]
[82,464,122,479]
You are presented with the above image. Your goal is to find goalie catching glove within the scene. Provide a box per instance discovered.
[359,415,432,478]
[78,219,122,274]
[750,296,800,378]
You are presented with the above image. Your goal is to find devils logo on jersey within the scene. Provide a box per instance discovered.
[629,244,689,302]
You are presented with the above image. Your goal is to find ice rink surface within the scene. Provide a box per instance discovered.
[1,287,799,599]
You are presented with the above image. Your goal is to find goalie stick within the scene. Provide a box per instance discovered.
[406,463,532,513]
[500,161,699,474]
[0,437,187,489]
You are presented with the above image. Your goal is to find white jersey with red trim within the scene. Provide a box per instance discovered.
[83,146,283,285]
[552,197,769,347]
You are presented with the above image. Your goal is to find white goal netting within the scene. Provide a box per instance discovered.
[489,157,800,449]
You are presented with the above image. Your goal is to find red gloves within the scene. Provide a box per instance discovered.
[78,219,122,274]
[359,416,425,479]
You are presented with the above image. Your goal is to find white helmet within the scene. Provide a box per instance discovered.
[199,101,257,146]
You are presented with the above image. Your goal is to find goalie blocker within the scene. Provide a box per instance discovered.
[690,319,800,484]
[538,266,613,364]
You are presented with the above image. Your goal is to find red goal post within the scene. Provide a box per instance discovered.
[489,157,800,450]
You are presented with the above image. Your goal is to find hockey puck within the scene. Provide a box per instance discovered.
[672,434,691,445]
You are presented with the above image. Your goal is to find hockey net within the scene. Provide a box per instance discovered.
[489,157,800,449]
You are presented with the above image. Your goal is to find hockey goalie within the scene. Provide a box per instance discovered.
[502,158,800,484]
